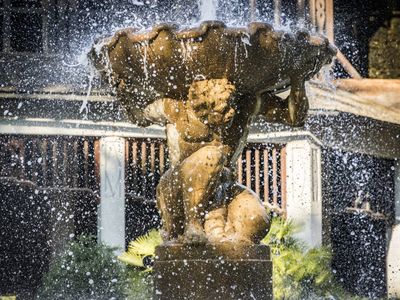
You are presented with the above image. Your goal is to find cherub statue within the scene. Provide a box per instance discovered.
[90,21,336,245]
[144,76,312,244]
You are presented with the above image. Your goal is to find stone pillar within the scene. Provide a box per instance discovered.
[387,159,400,298]
[98,137,126,254]
[285,139,322,248]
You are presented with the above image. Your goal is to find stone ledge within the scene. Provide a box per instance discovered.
[155,243,270,260]
[153,244,272,300]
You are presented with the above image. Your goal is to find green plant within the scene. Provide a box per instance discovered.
[125,268,153,300]
[117,230,161,299]
[262,217,362,299]
[121,218,363,299]
[37,235,129,300]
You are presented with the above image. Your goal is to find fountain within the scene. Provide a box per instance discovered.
[90,21,335,299]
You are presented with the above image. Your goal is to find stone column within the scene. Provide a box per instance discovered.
[285,139,322,248]
[387,160,400,298]
[98,137,126,254]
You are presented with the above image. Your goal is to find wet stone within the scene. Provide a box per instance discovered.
[153,243,272,300]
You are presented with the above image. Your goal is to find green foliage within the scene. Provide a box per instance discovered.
[262,217,362,300]
[52,218,360,300]
[125,267,153,300]
[117,230,160,299]
[121,218,362,299]
[37,235,129,300]
[37,234,157,299]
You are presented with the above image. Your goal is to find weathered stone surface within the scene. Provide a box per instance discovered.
[153,244,272,300]
[156,243,270,260]
[90,21,336,126]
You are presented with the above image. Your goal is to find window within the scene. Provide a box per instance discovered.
[10,12,43,52]
[11,0,41,8]
[1,0,47,53]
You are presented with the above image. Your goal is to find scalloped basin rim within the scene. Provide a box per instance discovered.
[91,20,336,102]
[107,21,275,45]
[105,20,329,53]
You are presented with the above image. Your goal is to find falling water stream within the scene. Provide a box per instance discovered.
[199,0,218,20]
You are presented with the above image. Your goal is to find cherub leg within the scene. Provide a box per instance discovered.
[224,187,270,244]
[156,169,185,241]
[204,207,228,243]
[179,145,225,243]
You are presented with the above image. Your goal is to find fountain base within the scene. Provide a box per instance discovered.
[153,243,272,300]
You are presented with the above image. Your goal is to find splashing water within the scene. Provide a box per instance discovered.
[199,0,218,20]
[141,41,150,81]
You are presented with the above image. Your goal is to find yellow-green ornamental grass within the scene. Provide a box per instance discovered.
[119,229,162,269]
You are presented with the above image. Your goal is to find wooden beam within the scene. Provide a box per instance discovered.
[72,140,78,188]
[52,141,59,186]
[94,139,100,189]
[132,141,138,193]
[132,141,138,167]
[325,0,334,43]
[309,0,316,28]
[141,141,147,174]
[237,154,243,184]
[150,142,156,174]
[249,0,256,21]
[297,0,305,23]
[83,140,89,188]
[272,148,278,206]
[32,139,40,184]
[125,140,130,163]
[336,50,362,79]
[159,143,165,175]
[19,138,26,180]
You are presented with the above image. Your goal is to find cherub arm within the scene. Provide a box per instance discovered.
[146,98,211,141]
[142,98,185,125]
[258,78,309,127]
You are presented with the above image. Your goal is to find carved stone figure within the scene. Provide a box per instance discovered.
[90,21,336,246]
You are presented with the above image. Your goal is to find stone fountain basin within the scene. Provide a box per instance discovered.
[90,21,336,123]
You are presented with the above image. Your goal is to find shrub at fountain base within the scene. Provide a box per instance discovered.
[121,218,363,299]
[37,236,129,300]
[262,217,363,300]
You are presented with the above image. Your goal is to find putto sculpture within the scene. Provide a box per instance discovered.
[90,21,335,299]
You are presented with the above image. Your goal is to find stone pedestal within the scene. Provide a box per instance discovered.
[153,243,272,300]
